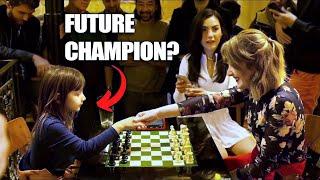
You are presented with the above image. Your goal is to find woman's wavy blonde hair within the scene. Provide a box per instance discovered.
[221,29,286,100]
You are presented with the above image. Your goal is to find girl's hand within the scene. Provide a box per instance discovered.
[135,109,161,126]
[185,87,206,97]
[112,117,146,133]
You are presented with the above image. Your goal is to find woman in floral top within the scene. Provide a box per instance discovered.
[135,29,306,178]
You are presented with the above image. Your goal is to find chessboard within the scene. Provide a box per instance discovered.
[105,125,197,168]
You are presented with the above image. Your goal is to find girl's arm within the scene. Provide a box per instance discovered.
[45,117,142,160]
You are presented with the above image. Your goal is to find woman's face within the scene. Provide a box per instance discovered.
[201,15,222,55]
[227,64,252,90]
[65,90,86,112]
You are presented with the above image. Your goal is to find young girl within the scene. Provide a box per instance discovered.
[136,29,306,178]
[173,9,255,158]
[19,66,144,177]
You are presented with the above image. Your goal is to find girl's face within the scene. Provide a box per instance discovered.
[227,64,252,90]
[65,90,86,112]
[201,15,222,55]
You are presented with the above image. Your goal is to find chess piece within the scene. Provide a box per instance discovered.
[120,154,128,164]
[185,152,194,164]
[174,151,182,160]
[120,158,128,164]
[183,145,192,153]
[108,155,116,166]
[126,131,132,138]
[169,125,176,136]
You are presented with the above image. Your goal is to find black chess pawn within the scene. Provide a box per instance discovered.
[122,143,130,150]
[108,155,116,166]
[126,134,132,139]
[120,155,128,164]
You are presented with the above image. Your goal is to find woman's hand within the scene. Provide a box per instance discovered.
[176,75,192,93]
[112,117,147,133]
[275,22,292,45]
[185,87,206,97]
[134,109,161,126]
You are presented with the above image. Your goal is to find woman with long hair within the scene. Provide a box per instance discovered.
[136,29,306,178]
[173,9,255,159]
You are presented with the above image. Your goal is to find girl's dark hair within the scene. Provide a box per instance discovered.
[134,0,162,21]
[188,8,228,84]
[32,66,85,137]
[181,0,219,13]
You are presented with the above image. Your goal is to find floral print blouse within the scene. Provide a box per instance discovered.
[177,83,306,178]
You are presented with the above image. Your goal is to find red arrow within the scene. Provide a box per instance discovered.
[97,65,126,112]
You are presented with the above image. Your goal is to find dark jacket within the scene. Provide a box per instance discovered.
[0,5,40,57]
[0,4,41,77]
[289,0,320,73]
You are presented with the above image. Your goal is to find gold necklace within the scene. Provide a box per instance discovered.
[207,56,215,78]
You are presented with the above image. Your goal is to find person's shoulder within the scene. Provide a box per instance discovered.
[42,115,64,128]
[25,15,40,27]
[269,83,304,112]
[0,5,7,22]
[0,4,6,13]
[157,20,168,28]
[172,7,183,15]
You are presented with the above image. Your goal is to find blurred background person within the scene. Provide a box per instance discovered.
[119,0,168,118]
[220,0,243,37]
[0,114,9,178]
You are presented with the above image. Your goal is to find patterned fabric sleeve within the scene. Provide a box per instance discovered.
[237,95,305,178]
[178,87,248,116]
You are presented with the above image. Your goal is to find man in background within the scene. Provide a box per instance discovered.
[119,0,168,117]
[0,0,50,76]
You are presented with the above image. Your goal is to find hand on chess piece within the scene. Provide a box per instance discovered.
[112,116,146,133]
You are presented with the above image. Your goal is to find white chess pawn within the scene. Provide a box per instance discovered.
[169,125,177,136]
[184,152,193,164]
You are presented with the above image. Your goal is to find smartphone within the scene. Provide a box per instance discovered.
[176,74,190,83]
[268,2,283,12]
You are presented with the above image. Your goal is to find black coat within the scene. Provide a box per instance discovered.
[288,0,320,73]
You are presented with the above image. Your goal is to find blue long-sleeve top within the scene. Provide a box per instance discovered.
[19,115,119,176]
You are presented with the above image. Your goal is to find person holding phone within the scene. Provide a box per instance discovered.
[249,0,294,40]
[173,9,255,162]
